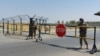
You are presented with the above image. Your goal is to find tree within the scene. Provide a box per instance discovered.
[69,20,76,25]
[65,21,69,25]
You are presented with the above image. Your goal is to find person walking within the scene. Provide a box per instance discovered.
[78,18,88,49]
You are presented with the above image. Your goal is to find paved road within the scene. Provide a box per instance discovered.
[0,29,100,56]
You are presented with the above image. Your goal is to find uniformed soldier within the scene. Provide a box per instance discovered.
[78,18,88,49]
[32,21,37,39]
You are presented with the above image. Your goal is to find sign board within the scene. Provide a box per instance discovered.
[56,24,66,37]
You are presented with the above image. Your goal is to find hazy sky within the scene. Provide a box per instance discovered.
[0,0,100,23]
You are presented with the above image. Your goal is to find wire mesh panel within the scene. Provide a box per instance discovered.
[17,15,30,36]
[49,25,56,35]
[5,17,14,35]
[3,18,9,34]
[3,15,30,36]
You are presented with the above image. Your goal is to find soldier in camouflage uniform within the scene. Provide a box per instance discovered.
[78,18,88,49]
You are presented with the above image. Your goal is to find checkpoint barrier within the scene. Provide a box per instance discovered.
[41,24,97,54]
[66,26,95,40]
[1,17,98,54]
[48,25,95,40]
[1,15,98,54]
[66,26,97,54]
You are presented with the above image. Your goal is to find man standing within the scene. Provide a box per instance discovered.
[32,20,37,39]
[78,18,88,49]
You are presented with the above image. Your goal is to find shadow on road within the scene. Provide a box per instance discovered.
[34,41,90,53]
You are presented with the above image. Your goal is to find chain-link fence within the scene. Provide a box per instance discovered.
[0,15,49,37]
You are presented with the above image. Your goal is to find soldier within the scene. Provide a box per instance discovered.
[78,18,88,49]
[32,21,37,39]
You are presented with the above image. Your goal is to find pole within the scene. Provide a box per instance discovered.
[90,27,97,54]
[49,24,50,34]
[2,18,4,34]
[29,18,33,36]
[7,20,9,34]
[36,17,43,42]
[75,26,77,37]
[18,16,23,35]
[39,18,41,37]
[45,19,46,33]
[12,19,14,34]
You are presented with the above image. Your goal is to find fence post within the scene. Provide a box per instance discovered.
[49,24,51,34]
[18,16,23,35]
[45,18,48,34]
[90,27,97,54]
[2,18,4,34]
[75,26,77,37]
[38,18,41,37]
[13,19,15,34]
[6,20,9,34]
[29,18,33,37]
